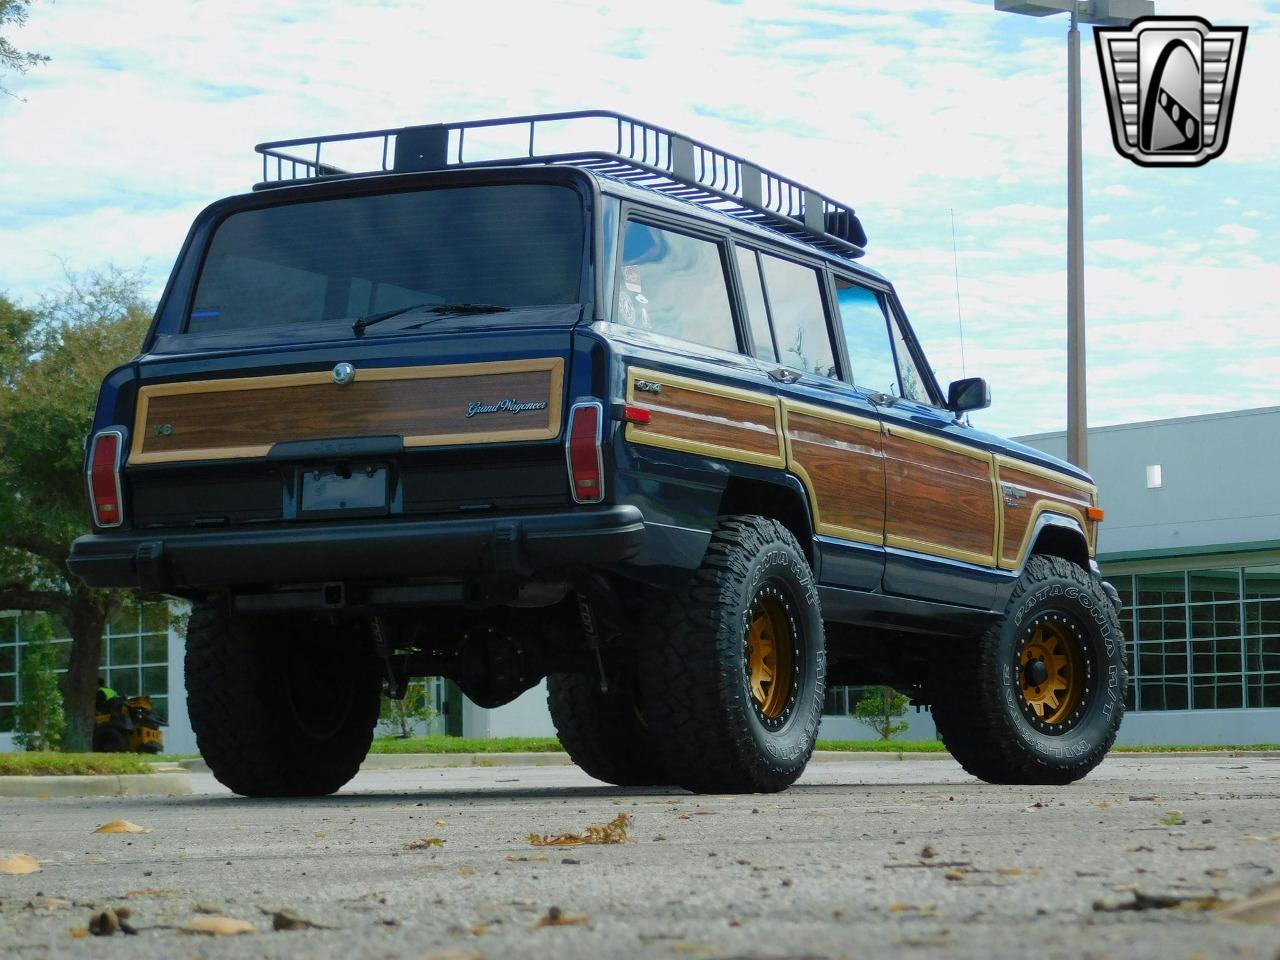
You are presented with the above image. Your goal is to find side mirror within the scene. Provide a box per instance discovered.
[947,377,991,415]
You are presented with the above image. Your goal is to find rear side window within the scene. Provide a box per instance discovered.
[835,277,898,395]
[617,222,737,352]
[759,254,837,379]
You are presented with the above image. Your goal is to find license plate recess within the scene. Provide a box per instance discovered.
[299,465,389,518]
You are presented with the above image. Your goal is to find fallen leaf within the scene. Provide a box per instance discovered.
[436,819,447,827]
[404,837,445,850]
[530,813,629,847]
[1093,890,1224,913]
[1023,801,1047,812]
[998,867,1026,877]
[182,916,256,935]
[0,854,41,875]
[535,905,590,927]
[272,908,324,931]
[1216,883,1280,926]
[68,927,89,938]
[506,855,547,862]
[1094,800,1111,809]
[944,868,967,881]
[1160,811,1186,826]
[457,866,477,877]
[920,844,938,859]
[94,820,150,835]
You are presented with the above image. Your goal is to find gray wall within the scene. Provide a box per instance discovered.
[1018,406,1280,557]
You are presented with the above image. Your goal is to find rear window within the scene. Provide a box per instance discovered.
[188,184,585,333]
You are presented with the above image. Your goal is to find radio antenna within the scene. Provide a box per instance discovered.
[950,208,969,379]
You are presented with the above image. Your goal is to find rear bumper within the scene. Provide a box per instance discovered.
[67,506,646,592]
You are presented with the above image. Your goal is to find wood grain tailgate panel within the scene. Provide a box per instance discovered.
[131,359,563,464]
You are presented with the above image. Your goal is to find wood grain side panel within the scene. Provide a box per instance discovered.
[785,408,884,544]
[882,428,997,565]
[998,463,1096,568]
[132,360,562,464]
[625,369,784,467]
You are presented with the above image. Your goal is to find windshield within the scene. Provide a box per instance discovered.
[187,183,585,334]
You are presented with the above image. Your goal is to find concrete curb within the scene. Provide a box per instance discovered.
[173,748,1280,776]
[0,771,193,799]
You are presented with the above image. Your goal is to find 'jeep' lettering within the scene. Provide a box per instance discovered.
[465,399,548,418]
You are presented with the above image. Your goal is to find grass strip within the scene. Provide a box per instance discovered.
[0,752,154,776]
[369,735,1280,756]
[369,735,565,754]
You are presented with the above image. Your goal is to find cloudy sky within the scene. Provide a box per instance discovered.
[1,0,1276,439]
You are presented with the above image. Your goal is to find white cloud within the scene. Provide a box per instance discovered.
[0,0,1275,442]
[1217,224,1262,244]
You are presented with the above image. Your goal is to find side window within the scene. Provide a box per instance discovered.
[617,221,737,353]
[759,253,837,379]
[735,247,777,362]
[835,277,898,396]
[888,310,931,405]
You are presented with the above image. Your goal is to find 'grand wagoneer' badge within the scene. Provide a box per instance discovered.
[466,399,548,418]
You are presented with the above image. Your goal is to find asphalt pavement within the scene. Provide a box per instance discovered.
[2,754,1278,959]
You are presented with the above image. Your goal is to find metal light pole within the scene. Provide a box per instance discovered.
[994,1,1154,470]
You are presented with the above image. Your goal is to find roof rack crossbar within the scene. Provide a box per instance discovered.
[254,110,867,258]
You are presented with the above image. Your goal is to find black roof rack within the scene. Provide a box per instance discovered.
[254,110,867,259]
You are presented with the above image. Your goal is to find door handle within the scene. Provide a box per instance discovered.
[868,393,896,406]
[768,368,802,384]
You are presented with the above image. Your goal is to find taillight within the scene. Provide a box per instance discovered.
[566,402,604,504]
[87,429,124,528]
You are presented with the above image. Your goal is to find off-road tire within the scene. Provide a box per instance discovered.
[931,555,1126,785]
[185,603,382,797]
[547,671,665,787]
[636,515,826,793]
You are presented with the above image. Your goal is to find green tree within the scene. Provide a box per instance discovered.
[14,614,65,751]
[379,680,439,739]
[853,685,910,741]
[0,270,151,750]
[0,0,49,99]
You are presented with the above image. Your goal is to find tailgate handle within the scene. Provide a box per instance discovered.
[267,435,404,461]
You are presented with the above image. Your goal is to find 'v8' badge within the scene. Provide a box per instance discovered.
[1095,16,1247,168]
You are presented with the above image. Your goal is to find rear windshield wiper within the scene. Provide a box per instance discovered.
[351,302,509,336]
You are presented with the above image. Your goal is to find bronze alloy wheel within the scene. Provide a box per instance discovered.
[1015,612,1091,734]
[744,583,800,729]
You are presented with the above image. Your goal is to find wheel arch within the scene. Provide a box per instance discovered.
[716,474,816,567]
[1022,513,1091,572]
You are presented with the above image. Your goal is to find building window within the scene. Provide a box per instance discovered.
[0,603,172,735]
[1108,563,1280,713]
